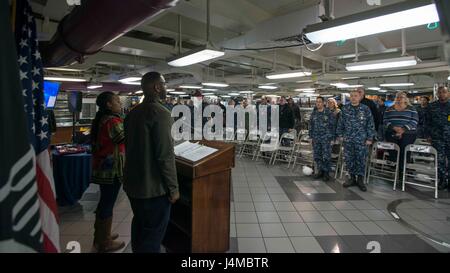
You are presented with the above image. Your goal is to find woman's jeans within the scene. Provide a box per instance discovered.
[96,178,122,220]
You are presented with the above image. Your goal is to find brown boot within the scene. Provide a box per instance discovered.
[92,217,125,253]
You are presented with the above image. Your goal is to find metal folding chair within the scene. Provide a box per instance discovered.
[330,139,342,175]
[231,128,247,155]
[403,144,439,199]
[272,130,297,166]
[239,130,261,160]
[366,142,400,190]
[255,131,279,164]
[291,134,314,170]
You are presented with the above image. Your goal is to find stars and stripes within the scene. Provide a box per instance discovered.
[15,0,60,253]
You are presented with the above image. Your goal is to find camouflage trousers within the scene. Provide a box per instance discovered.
[432,139,450,181]
[343,142,369,176]
[313,140,332,172]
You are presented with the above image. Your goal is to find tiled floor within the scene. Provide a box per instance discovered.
[58,157,450,253]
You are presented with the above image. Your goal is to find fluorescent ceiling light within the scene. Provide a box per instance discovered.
[258,85,278,90]
[179,85,202,89]
[239,91,254,94]
[202,82,229,87]
[305,2,439,44]
[447,75,450,80]
[382,73,410,77]
[169,91,186,95]
[339,84,364,89]
[301,90,315,93]
[295,88,315,92]
[379,90,388,93]
[168,46,225,67]
[166,88,175,92]
[341,77,360,80]
[44,76,86,82]
[380,83,414,87]
[45,67,83,72]
[330,82,349,88]
[346,56,417,71]
[119,77,141,82]
[221,95,231,98]
[296,79,313,83]
[368,87,381,91]
[228,93,240,96]
[180,95,190,97]
[120,81,141,85]
[201,88,218,92]
[135,90,144,94]
[87,83,103,89]
[266,69,312,80]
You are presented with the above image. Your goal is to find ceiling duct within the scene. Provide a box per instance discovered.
[41,0,179,67]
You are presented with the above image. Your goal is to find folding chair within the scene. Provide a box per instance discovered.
[272,130,297,166]
[330,139,342,175]
[291,134,314,170]
[366,142,400,190]
[255,131,279,164]
[231,129,247,155]
[239,130,261,159]
[223,127,235,143]
[334,141,345,179]
[403,144,439,199]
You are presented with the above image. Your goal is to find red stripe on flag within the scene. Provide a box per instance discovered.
[42,232,59,253]
[36,152,60,253]
[36,164,59,222]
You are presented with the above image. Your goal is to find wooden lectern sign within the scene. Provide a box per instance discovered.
[163,140,235,253]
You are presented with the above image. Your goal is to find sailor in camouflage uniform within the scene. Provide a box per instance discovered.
[309,96,336,181]
[425,86,450,191]
[337,90,376,192]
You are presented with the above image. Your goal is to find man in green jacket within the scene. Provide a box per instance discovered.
[123,71,179,253]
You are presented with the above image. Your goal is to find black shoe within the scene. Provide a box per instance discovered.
[343,175,357,188]
[438,178,448,190]
[314,170,324,179]
[357,175,367,192]
[322,172,330,182]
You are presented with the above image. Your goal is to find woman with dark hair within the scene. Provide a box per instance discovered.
[90,91,125,252]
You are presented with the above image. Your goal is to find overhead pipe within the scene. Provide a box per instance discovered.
[42,0,179,67]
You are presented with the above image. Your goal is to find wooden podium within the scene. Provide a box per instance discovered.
[163,140,235,253]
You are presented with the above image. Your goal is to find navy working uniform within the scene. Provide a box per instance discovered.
[309,108,336,179]
[425,99,450,190]
[337,103,376,190]
[416,105,428,139]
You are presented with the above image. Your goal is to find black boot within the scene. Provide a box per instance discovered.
[343,175,357,188]
[357,175,367,192]
[314,170,324,179]
[322,172,330,182]
[438,177,448,190]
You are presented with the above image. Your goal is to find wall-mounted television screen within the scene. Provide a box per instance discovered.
[43,81,60,109]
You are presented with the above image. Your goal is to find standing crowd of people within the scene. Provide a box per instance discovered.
[308,86,449,195]
[88,71,449,253]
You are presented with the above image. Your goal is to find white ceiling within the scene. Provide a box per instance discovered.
[31,0,450,97]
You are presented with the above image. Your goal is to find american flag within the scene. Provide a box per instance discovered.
[15,0,60,253]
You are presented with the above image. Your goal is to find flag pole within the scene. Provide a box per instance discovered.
[10,0,16,33]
